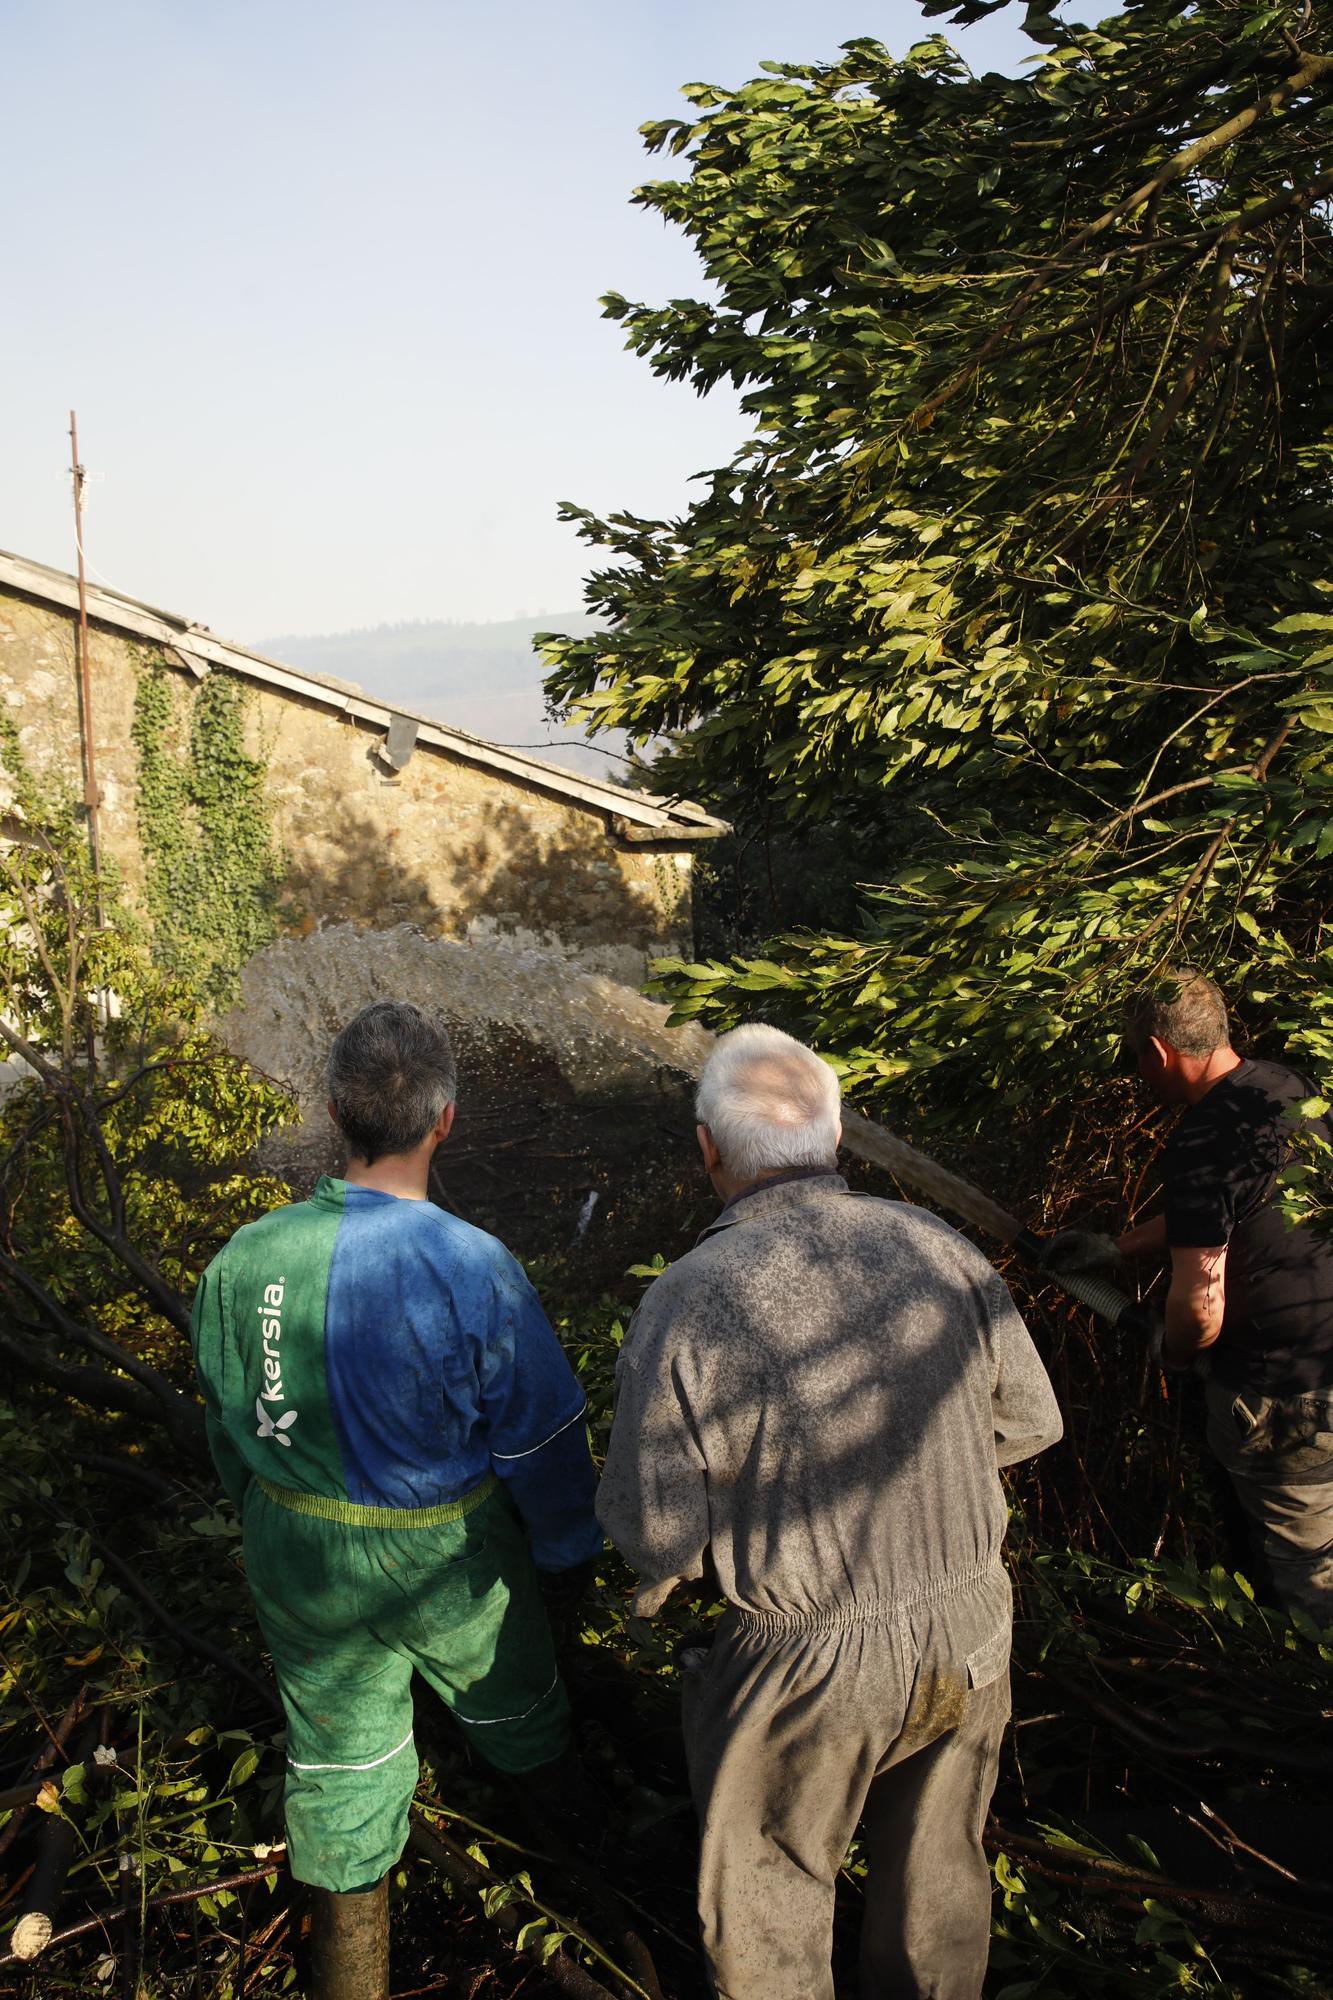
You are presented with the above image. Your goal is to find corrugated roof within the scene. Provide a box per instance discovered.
[0,547,727,840]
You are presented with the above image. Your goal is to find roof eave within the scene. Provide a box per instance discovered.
[0,548,730,840]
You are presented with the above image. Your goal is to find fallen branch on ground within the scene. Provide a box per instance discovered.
[408,1812,637,2000]
[0,1688,89,1863]
[0,1862,285,1969]
[986,1824,1333,1959]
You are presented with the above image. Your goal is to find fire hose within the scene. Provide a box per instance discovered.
[835,1107,1153,1335]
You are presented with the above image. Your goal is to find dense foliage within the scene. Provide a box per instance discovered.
[4,1272,1332,1997]
[541,0,1333,1152]
[0,720,293,1446]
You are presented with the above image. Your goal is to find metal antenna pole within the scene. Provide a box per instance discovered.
[68,411,104,919]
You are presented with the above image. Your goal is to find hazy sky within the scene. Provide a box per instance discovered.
[4,2,1029,642]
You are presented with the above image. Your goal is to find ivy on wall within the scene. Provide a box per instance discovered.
[651,851,689,936]
[131,654,284,1009]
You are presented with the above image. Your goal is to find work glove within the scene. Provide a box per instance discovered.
[1039,1227,1126,1284]
[538,1558,596,1653]
[672,1627,718,1676]
[1119,1302,1169,1366]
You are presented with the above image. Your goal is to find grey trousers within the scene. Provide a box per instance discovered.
[1205,1373,1333,1623]
[682,1570,1011,2000]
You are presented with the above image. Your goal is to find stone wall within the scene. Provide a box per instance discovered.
[0,586,695,984]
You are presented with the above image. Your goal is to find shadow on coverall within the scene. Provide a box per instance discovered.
[597,1172,1063,2000]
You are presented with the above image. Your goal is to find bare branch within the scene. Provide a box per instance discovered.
[1134,715,1297,947]
[56,1106,194,1340]
[0,1323,200,1440]
[0,1241,198,1420]
[0,1009,64,1090]
[914,57,1333,425]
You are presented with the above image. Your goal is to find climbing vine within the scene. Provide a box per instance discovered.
[131,655,284,1010]
[651,851,689,937]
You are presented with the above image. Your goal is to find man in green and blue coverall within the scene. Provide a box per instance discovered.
[191,1001,601,1989]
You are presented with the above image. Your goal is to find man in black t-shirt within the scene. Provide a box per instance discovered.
[1116,969,1333,1622]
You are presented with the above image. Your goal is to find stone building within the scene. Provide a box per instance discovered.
[0,546,723,987]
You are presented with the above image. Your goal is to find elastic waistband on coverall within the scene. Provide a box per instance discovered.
[731,1558,1005,1637]
[254,1470,499,1528]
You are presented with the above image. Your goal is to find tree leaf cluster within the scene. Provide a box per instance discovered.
[540,0,1333,1178]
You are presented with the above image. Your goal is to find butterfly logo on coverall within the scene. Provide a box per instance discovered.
[255,1397,298,1445]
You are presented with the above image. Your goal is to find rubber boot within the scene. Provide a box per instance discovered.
[308,1875,390,2000]
[516,1744,610,1853]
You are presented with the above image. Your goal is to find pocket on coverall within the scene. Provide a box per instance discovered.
[965,1624,1011,1690]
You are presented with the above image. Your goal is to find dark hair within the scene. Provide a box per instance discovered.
[326,1001,457,1164]
[1125,967,1229,1059]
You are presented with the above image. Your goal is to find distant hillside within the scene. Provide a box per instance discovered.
[261,612,634,781]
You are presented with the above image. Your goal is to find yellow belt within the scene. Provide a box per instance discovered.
[255,1470,498,1528]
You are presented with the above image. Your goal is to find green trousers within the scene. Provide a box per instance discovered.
[242,1475,570,1890]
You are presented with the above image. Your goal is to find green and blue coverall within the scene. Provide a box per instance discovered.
[191,1175,601,1890]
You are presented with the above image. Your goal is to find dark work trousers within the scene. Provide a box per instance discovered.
[1205,1373,1333,1623]
[681,1567,1011,2000]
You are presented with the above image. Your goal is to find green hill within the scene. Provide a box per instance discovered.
[262,612,630,778]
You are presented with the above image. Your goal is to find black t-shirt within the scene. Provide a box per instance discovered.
[1163,1058,1333,1396]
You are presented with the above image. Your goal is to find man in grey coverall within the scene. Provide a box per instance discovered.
[597,1024,1063,2000]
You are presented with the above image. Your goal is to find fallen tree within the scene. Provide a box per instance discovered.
[540,0,1333,1223]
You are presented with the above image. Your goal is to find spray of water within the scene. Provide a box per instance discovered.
[224,919,1026,1245]
[570,1190,601,1247]
[225,921,713,1119]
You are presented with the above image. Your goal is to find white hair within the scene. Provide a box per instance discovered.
[696,1024,841,1182]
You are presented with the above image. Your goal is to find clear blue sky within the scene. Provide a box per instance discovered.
[3,2,1029,641]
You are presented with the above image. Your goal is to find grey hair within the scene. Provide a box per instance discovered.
[326,1001,457,1165]
[1126,967,1229,1059]
[696,1023,841,1182]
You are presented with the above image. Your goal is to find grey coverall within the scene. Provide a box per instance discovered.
[597,1173,1063,2000]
